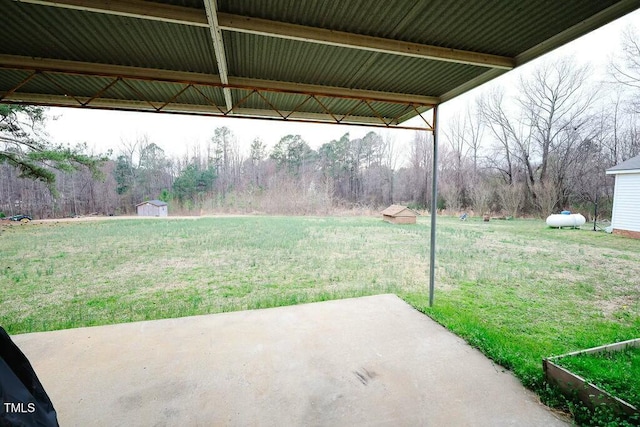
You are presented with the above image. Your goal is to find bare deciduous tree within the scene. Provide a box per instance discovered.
[478,89,517,185]
[406,131,431,208]
[481,60,596,215]
[469,180,493,216]
[610,25,640,112]
[533,181,560,217]
[497,182,524,218]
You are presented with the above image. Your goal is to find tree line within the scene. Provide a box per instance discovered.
[2,29,640,219]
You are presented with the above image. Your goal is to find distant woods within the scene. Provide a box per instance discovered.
[109,129,402,215]
[2,43,640,218]
[0,104,107,218]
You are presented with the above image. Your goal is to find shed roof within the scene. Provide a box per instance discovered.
[136,200,168,207]
[1,0,637,130]
[606,155,640,174]
[381,205,416,217]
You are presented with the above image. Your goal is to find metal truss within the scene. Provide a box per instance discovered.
[0,66,435,132]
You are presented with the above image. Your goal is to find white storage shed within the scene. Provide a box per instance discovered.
[136,200,168,217]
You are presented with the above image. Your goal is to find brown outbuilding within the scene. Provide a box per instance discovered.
[381,205,417,224]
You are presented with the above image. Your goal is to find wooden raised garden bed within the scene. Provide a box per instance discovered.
[543,338,640,418]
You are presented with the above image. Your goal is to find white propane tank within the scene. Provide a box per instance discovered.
[546,213,586,228]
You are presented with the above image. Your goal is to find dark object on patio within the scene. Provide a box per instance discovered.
[0,327,59,427]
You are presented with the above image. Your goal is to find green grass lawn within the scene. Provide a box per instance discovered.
[1,215,639,423]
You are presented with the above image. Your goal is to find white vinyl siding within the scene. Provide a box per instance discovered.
[611,173,640,232]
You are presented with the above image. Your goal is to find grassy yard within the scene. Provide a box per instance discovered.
[1,215,639,423]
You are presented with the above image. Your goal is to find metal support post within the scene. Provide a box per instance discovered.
[429,105,439,307]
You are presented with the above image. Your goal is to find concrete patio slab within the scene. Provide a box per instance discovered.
[12,294,568,426]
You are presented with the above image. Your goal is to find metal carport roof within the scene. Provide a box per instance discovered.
[2,0,638,130]
[1,0,639,304]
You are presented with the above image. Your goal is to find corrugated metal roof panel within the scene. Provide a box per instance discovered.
[219,0,621,56]
[7,73,229,110]
[218,0,419,36]
[349,53,487,95]
[0,69,34,92]
[0,1,218,73]
[230,90,312,113]
[177,85,226,107]
[19,74,115,98]
[17,75,71,98]
[225,33,485,96]
[1,0,637,125]
[224,32,376,89]
[100,79,185,102]
[150,0,203,9]
[405,0,622,56]
[229,89,409,120]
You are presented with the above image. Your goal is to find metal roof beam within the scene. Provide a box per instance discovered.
[0,54,222,84]
[0,54,439,106]
[228,76,438,106]
[217,13,514,70]
[15,0,209,27]
[203,0,233,112]
[16,0,513,70]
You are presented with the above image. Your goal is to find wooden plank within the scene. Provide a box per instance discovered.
[549,338,640,359]
[544,359,638,417]
[543,339,640,418]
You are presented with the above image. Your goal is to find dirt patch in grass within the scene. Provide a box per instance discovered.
[599,294,640,320]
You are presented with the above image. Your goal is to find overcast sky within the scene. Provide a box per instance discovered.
[45,9,640,159]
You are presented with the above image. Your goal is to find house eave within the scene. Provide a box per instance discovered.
[606,169,640,175]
